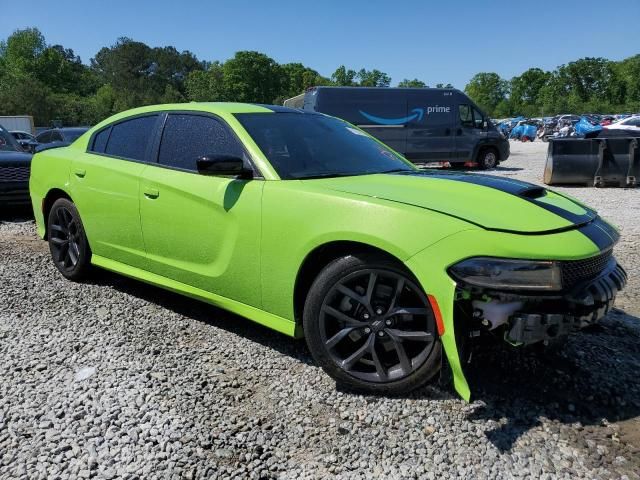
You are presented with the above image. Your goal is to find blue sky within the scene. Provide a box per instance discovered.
[2,0,639,88]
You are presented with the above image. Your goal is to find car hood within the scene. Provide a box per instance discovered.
[0,151,32,166]
[307,171,597,234]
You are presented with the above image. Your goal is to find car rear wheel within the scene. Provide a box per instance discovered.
[477,148,498,170]
[303,254,441,394]
[47,198,92,281]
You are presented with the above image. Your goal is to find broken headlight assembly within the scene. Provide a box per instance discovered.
[449,257,562,291]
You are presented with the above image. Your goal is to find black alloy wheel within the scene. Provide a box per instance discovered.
[304,254,441,394]
[47,198,92,280]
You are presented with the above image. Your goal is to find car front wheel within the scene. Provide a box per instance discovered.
[303,254,441,395]
[47,198,92,281]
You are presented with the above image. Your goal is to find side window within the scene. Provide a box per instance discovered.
[51,131,64,142]
[90,127,111,153]
[105,115,158,161]
[459,105,473,128]
[37,131,51,143]
[158,114,245,172]
[473,108,484,129]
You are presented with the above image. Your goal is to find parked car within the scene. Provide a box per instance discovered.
[0,124,33,206]
[30,103,626,400]
[285,87,510,169]
[557,114,581,124]
[35,127,89,151]
[604,115,640,132]
[10,130,38,152]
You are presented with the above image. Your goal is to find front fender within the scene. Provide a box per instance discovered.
[405,226,603,401]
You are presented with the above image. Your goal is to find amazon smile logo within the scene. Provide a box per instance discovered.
[359,106,451,125]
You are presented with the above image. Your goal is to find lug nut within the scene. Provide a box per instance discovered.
[375,308,383,315]
[364,327,371,334]
[378,331,385,337]
[385,319,392,326]
[363,313,370,320]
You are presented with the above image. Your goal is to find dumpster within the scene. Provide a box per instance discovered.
[544,136,640,187]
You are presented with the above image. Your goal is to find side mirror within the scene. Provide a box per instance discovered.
[196,154,252,178]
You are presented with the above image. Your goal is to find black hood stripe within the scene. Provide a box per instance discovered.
[578,219,618,250]
[393,171,597,226]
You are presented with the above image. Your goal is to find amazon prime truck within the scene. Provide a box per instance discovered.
[284,87,509,168]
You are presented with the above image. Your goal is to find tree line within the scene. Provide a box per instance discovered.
[0,27,638,126]
[466,56,640,118]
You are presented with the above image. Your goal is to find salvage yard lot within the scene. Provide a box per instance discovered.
[1,141,639,479]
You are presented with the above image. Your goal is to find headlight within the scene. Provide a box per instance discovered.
[449,257,562,291]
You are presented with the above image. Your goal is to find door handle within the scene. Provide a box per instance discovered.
[444,128,451,136]
[74,168,86,178]
[143,188,159,199]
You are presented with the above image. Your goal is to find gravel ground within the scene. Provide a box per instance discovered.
[1,140,639,479]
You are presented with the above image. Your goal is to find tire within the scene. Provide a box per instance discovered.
[477,147,498,170]
[303,253,442,395]
[47,198,92,281]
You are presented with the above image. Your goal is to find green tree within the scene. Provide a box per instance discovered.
[185,61,226,101]
[435,83,454,88]
[464,72,508,115]
[331,65,358,86]
[398,78,427,88]
[509,68,550,115]
[356,69,391,87]
[222,51,283,103]
[91,37,202,110]
[280,62,330,97]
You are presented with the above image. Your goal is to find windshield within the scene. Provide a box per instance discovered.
[235,112,414,179]
[0,126,24,152]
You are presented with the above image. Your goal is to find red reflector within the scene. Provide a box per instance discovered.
[427,294,445,336]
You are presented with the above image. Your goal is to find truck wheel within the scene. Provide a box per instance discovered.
[303,253,441,395]
[477,148,498,170]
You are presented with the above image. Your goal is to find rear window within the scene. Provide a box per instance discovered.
[105,115,158,161]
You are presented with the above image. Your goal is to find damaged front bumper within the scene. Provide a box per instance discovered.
[504,261,627,345]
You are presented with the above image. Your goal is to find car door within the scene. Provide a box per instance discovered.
[138,112,263,307]
[454,104,487,162]
[69,115,160,269]
[405,90,454,162]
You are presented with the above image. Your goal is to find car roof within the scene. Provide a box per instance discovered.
[91,102,305,131]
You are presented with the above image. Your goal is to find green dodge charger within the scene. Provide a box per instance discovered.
[29,103,627,400]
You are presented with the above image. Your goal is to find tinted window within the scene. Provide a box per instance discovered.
[91,127,111,153]
[0,126,22,152]
[105,115,158,161]
[459,105,473,127]
[51,131,64,142]
[158,114,245,171]
[37,131,51,143]
[236,112,412,180]
[473,108,484,129]
[63,129,88,143]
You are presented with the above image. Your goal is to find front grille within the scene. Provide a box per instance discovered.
[561,249,613,289]
[0,166,30,183]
